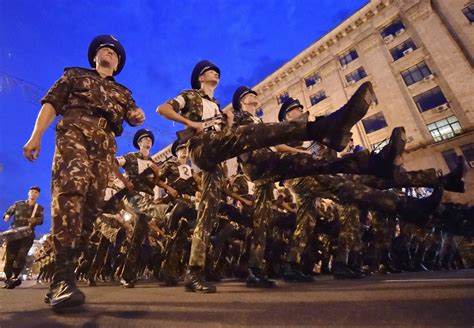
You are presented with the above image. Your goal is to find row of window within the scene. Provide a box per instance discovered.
[301,8,474,96]
[443,142,474,173]
[365,113,463,144]
[462,3,474,23]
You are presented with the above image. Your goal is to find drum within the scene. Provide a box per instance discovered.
[0,226,33,243]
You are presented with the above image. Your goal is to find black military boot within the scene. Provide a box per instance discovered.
[184,266,217,293]
[307,81,375,151]
[396,187,443,229]
[440,156,467,193]
[48,248,85,310]
[332,261,365,279]
[368,127,406,180]
[282,262,314,282]
[6,276,22,289]
[246,267,276,288]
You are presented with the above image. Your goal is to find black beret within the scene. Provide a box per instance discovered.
[191,60,220,90]
[30,186,41,192]
[278,97,304,122]
[232,86,257,112]
[171,139,187,157]
[88,35,126,76]
[133,129,155,149]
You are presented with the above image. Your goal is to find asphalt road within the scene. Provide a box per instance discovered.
[1,269,473,327]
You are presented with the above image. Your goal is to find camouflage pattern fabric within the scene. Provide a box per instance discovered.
[51,118,117,251]
[42,67,139,136]
[248,182,274,269]
[160,157,198,197]
[3,200,44,233]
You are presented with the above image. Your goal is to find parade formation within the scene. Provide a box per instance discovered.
[1,34,472,312]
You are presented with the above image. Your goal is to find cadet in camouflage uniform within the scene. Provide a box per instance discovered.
[230,87,404,284]
[2,186,44,289]
[157,59,376,293]
[23,35,145,310]
[115,128,171,287]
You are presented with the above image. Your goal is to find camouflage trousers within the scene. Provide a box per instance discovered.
[188,117,311,268]
[88,214,126,280]
[4,235,35,279]
[128,193,169,229]
[51,119,116,252]
[243,149,373,184]
[333,204,362,264]
[248,182,274,270]
[121,212,150,281]
[285,177,318,265]
[342,169,440,190]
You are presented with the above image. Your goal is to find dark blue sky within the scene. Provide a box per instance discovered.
[0,0,368,236]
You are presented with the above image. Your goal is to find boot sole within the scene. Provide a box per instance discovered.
[51,293,86,310]
[184,285,217,293]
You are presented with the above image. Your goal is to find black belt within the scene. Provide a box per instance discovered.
[63,110,111,131]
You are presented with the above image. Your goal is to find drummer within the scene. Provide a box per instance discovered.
[2,186,44,289]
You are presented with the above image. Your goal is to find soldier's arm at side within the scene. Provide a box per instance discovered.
[3,203,16,222]
[23,103,57,161]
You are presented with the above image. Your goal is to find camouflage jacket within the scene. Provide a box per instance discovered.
[230,174,255,199]
[41,67,139,136]
[166,89,220,122]
[160,158,198,196]
[116,152,159,193]
[3,200,44,231]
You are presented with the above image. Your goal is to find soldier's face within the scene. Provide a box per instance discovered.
[95,47,119,71]
[240,93,258,112]
[138,136,153,150]
[199,70,220,88]
[28,189,39,201]
[177,147,188,160]
[285,107,304,121]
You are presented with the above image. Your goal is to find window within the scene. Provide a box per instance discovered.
[442,149,459,172]
[345,67,367,84]
[339,49,359,66]
[362,112,388,134]
[462,3,474,23]
[305,72,321,88]
[401,61,432,86]
[390,39,417,61]
[413,86,448,112]
[427,116,462,142]
[277,92,289,105]
[460,143,474,167]
[310,90,327,106]
[381,19,406,38]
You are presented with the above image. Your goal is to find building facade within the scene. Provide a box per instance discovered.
[226,0,473,203]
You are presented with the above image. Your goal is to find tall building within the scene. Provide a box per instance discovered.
[223,0,473,203]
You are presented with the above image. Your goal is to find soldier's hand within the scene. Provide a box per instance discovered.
[127,108,146,126]
[186,120,204,134]
[150,163,161,176]
[124,179,134,192]
[167,187,179,198]
[23,136,42,161]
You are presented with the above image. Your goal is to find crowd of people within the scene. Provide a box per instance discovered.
[1,34,472,312]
